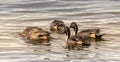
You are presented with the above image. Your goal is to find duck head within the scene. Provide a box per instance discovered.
[70,22,78,36]
[50,20,65,34]
[57,24,65,34]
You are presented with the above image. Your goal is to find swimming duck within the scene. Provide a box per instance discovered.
[70,22,105,39]
[20,26,51,45]
[50,20,65,34]
[64,26,83,50]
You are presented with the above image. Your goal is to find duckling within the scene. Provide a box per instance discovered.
[20,26,51,45]
[64,26,83,50]
[70,22,105,39]
[20,26,42,37]
[50,20,65,34]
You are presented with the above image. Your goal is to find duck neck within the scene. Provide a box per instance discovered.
[67,29,70,39]
[73,24,78,36]
[65,27,70,40]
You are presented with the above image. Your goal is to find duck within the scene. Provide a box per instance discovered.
[20,26,51,45]
[50,20,65,34]
[64,26,83,50]
[70,22,106,39]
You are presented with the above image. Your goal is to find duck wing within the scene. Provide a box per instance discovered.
[79,29,100,34]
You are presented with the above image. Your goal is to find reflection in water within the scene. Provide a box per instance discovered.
[0,0,120,62]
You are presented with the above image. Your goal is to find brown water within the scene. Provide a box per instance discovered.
[0,0,120,62]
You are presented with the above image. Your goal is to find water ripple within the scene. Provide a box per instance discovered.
[0,0,120,62]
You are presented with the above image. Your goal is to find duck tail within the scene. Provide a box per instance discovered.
[96,34,106,38]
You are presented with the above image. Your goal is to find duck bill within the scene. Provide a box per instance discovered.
[20,33,26,37]
[53,26,58,30]
[69,26,73,29]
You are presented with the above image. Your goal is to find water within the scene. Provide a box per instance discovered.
[0,0,120,62]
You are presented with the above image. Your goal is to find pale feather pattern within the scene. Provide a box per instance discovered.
[70,28,75,36]
[65,36,68,41]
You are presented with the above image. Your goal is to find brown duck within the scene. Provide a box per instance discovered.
[64,26,83,50]
[70,22,106,39]
[20,26,51,45]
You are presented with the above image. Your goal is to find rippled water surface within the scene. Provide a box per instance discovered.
[0,0,120,62]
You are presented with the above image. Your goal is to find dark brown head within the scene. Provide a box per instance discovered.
[70,22,78,35]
